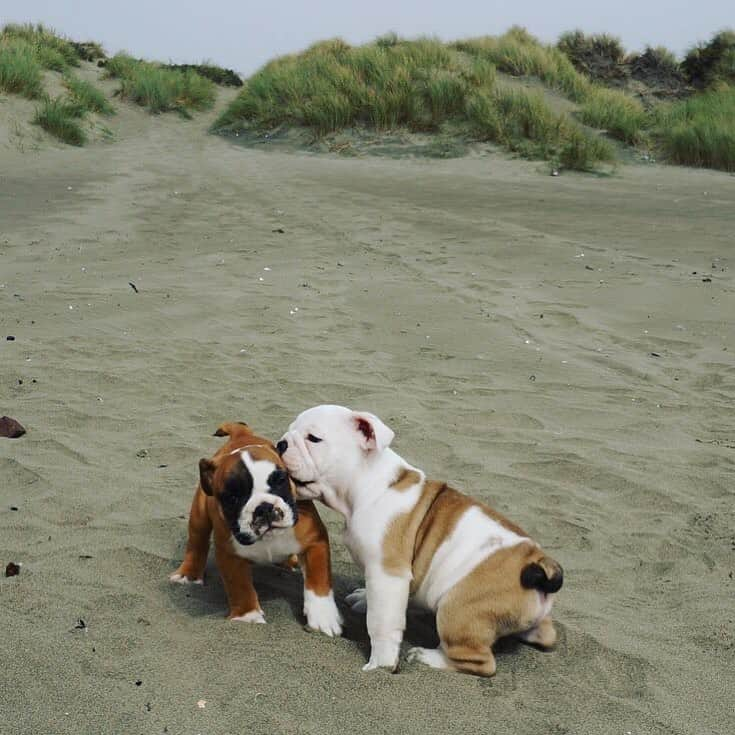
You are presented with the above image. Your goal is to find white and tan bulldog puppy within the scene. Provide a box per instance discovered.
[277,405,563,676]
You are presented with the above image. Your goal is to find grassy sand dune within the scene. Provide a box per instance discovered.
[215,27,735,171]
[3,23,734,169]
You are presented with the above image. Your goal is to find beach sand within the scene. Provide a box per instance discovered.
[1,80,734,734]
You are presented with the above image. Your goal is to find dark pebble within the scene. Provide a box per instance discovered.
[5,562,20,577]
[0,416,26,438]
[272,227,285,233]
[135,680,142,686]
[650,352,661,357]
[702,278,712,283]
[6,336,15,341]
[10,506,18,511]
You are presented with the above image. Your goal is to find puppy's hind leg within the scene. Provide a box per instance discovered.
[170,486,212,584]
[519,614,557,649]
[430,600,498,677]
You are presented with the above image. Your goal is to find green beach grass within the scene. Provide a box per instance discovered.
[62,73,114,115]
[578,87,647,143]
[214,35,615,170]
[33,96,87,145]
[0,39,44,98]
[654,85,735,170]
[1,23,81,70]
[104,53,216,114]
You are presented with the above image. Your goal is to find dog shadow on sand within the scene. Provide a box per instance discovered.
[164,558,532,666]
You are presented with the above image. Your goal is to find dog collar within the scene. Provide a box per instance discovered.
[228,444,268,456]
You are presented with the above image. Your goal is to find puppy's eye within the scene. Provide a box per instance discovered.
[306,434,323,443]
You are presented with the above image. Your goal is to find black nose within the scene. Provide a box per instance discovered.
[276,440,287,456]
[253,502,276,523]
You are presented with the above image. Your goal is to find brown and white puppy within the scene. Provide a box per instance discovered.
[170,421,342,636]
[278,405,562,675]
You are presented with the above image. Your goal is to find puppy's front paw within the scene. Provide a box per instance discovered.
[345,588,367,614]
[169,572,203,585]
[230,610,266,624]
[407,646,451,670]
[303,590,343,637]
[362,640,400,672]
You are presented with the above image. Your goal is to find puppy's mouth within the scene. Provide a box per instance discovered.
[292,478,314,488]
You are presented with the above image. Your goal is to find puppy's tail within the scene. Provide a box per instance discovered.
[213,421,249,437]
[521,555,563,594]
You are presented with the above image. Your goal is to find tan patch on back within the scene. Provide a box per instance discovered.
[382,480,477,589]
[382,479,445,577]
[390,468,422,491]
[382,478,529,589]
[410,486,476,592]
[440,542,547,640]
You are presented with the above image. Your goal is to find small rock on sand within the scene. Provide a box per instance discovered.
[0,416,26,438]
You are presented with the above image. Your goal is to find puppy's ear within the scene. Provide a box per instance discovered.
[199,458,217,496]
[213,421,248,437]
[352,411,394,452]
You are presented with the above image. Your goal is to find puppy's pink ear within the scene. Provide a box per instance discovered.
[352,411,394,452]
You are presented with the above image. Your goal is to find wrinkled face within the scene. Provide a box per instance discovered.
[277,405,394,503]
[201,446,298,546]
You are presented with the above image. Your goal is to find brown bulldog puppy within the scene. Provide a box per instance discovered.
[170,421,342,636]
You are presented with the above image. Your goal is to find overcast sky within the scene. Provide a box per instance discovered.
[3,1,731,76]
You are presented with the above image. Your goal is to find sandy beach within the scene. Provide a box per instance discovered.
[1,77,734,735]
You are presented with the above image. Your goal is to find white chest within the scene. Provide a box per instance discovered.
[230,528,301,564]
[346,483,422,566]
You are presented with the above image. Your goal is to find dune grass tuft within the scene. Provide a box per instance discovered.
[1,23,81,70]
[629,46,682,81]
[654,86,735,171]
[557,30,626,77]
[33,96,87,145]
[455,29,649,143]
[104,53,216,114]
[454,28,591,102]
[161,62,242,87]
[467,86,614,169]
[69,40,106,62]
[62,73,114,114]
[215,35,615,170]
[0,38,44,98]
[578,87,647,143]
[682,30,735,88]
